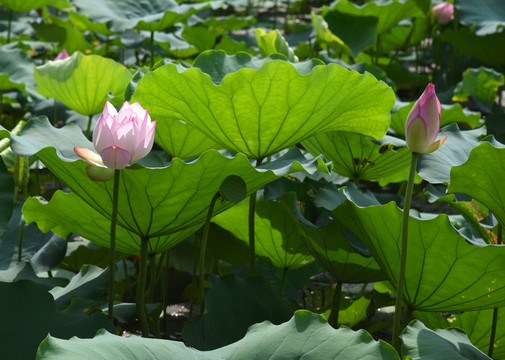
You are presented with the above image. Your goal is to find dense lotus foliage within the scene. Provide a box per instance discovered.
[1,0,505,359]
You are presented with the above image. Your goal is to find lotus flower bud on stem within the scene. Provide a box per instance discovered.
[432,2,454,25]
[74,100,156,180]
[405,83,447,154]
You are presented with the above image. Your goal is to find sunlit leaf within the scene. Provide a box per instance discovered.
[133,57,395,159]
[34,52,133,116]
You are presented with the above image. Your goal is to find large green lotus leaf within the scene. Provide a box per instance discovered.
[72,0,211,32]
[131,59,395,159]
[417,124,488,184]
[183,274,295,350]
[324,0,426,35]
[390,101,483,138]
[449,142,505,227]
[11,117,327,240]
[439,27,505,67]
[34,52,133,116]
[0,280,114,360]
[22,191,196,254]
[457,0,505,36]
[0,0,54,12]
[334,200,505,311]
[381,17,427,53]
[453,67,505,113]
[302,131,412,184]
[401,320,491,360]
[301,216,385,283]
[323,9,378,56]
[212,195,314,269]
[416,308,505,359]
[0,45,37,97]
[68,11,115,36]
[37,310,399,359]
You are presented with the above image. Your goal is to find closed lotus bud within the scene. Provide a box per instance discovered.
[433,2,454,25]
[74,101,156,180]
[405,83,447,154]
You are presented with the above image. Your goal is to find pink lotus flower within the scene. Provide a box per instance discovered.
[405,83,447,154]
[433,2,454,25]
[75,101,156,176]
[54,49,69,61]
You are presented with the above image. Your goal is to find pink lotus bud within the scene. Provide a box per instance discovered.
[54,49,69,61]
[405,83,447,154]
[433,2,454,25]
[74,101,156,176]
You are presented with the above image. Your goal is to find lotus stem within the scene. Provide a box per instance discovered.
[200,192,220,314]
[85,115,93,138]
[249,158,263,275]
[150,30,155,68]
[392,152,419,352]
[279,267,288,298]
[328,281,343,328]
[7,10,13,43]
[17,218,25,262]
[108,169,120,322]
[489,223,502,357]
[189,231,199,319]
[137,235,150,337]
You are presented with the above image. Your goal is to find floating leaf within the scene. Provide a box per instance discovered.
[37,310,400,359]
[402,320,491,360]
[34,52,133,116]
[457,0,505,36]
[334,200,505,311]
[0,0,54,12]
[0,45,36,97]
[453,67,505,113]
[0,280,114,360]
[132,57,395,159]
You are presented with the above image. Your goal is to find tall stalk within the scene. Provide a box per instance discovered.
[85,115,93,138]
[392,152,419,353]
[108,169,120,322]
[137,236,150,337]
[249,158,263,274]
[6,10,13,43]
[150,30,155,68]
[279,267,289,298]
[200,193,220,313]
[328,282,343,328]
[489,223,502,357]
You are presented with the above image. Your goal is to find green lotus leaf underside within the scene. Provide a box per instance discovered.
[334,200,505,312]
[449,142,505,227]
[11,118,328,245]
[34,52,133,116]
[132,59,395,159]
[36,310,399,360]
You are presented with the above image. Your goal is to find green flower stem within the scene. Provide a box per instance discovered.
[249,158,263,275]
[85,115,93,139]
[189,232,199,319]
[200,192,220,314]
[489,223,502,357]
[7,10,13,43]
[279,267,289,298]
[328,281,343,328]
[392,151,419,353]
[17,218,25,263]
[150,30,155,68]
[137,235,150,337]
[108,169,120,322]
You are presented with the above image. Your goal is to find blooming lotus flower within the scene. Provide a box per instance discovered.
[433,2,454,24]
[405,83,447,154]
[74,101,156,179]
